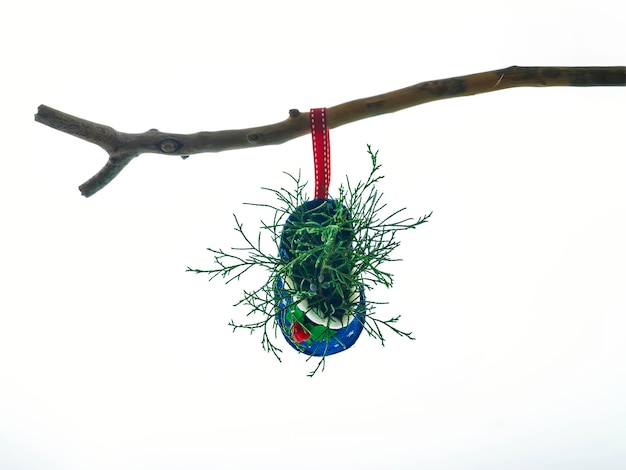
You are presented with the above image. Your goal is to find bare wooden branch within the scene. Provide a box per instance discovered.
[35,65,625,197]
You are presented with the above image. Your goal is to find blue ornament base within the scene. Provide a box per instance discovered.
[275,276,366,356]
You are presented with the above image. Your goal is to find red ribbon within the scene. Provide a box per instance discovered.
[310,108,330,199]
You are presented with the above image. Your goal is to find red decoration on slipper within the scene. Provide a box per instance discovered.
[291,321,311,342]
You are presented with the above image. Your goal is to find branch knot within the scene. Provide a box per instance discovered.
[158,138,183,154]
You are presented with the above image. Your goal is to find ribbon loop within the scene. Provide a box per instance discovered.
[310,108,330,199]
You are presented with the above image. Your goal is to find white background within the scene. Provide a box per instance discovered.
[2,1,625,468]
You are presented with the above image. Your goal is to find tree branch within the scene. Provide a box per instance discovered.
[35,65,625,197]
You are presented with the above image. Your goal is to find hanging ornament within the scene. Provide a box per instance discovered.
[275,109,366,356]
[188,108,432,376]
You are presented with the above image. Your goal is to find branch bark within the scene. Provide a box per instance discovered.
[35,65,625,197]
